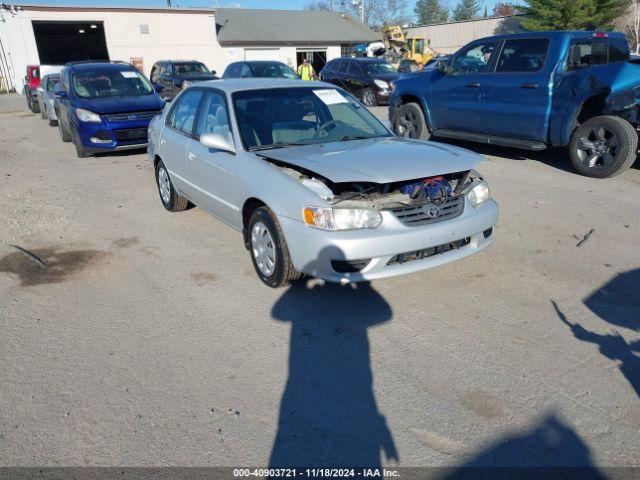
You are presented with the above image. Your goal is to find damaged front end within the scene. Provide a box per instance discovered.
[275,160,490,230]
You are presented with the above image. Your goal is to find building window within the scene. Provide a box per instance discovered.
[139,24,149,34]
[341,44,357,58]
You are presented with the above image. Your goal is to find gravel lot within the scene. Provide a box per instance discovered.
[1,94,639,470]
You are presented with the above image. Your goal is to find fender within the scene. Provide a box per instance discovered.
[392,88,433,130]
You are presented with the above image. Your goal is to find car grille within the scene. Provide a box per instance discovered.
[105,111,160,122]
[114,128,148,142]
[387,237,470,266]
[391,195,464,226]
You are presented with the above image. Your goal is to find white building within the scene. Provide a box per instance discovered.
[0,4,378,92]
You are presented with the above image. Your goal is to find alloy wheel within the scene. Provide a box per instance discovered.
[251,221,276,277]
[575,126,619,170]
[397,110,418,138]
[363,89,376,107]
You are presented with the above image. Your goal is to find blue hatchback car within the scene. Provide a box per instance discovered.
[54,61,165,157]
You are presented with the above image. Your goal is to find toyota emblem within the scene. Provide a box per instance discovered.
[425,204,441,218]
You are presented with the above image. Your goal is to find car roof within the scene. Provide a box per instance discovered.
[191,78,327,93]
[473,30,628,43]
[67,62,137,72]
[349,57,390,63]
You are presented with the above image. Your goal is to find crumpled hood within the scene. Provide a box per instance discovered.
[76,94,165,114]
[260,137,484,183]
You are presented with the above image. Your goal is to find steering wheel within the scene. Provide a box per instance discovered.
[314,120,338,139]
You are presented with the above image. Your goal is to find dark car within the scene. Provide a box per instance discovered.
[319,57,400,107]
[398,59,421,73]
[222,61,298,79]
[150,60,217,99]
[54,61,165,158]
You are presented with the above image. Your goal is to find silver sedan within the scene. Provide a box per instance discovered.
[36,73,60,126]
[148,79,498,287]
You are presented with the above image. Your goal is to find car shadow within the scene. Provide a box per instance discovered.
[92,148,148,159]
[552,270,640,397]
[268,247,397,468]
[432,137,577,174]
[443,412,607,479]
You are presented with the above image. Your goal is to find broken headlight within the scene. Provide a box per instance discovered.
[303,206,382,231]
[467,181,490,207]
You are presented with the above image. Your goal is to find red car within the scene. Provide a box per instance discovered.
[24,65,41,113]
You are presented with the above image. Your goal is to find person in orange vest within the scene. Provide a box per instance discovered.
[297,58,316,81]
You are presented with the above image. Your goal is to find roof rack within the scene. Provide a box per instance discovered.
[65,60,132,66]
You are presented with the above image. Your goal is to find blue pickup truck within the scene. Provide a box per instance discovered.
[389,31,640,178]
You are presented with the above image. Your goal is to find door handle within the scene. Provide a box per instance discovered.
[160,138,166,146]
[521,83,538,89]
[188,152,197,161]
[466,82,480,88]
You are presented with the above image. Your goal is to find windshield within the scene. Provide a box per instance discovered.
[173,62,210,75]
[72,70,154,99]
[364,62,396,75]
[233,87,390,151]
[46,76,60,92]
[250,62,297,79]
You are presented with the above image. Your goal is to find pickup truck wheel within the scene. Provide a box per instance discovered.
[394,102,430,140]
[249,206,301,288]
[570,116,638,178]
[155,160,188,212]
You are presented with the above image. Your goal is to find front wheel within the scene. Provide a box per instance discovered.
[393,102,430,140]
[248,206,301,288]
[155,160,188,212]
[58,119,72,142]
[569,115,638,178]
[362,87,377,107]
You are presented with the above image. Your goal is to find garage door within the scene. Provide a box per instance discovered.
[32,21,109,65]
[244,49,280,61]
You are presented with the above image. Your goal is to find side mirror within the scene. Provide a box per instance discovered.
[211,70,216,75]
[437,60,449,74]
[55,90,68,99]
[568,45,584,68]
[200,132,235,154]
[154,83,164,93]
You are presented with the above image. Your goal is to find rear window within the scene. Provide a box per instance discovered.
[172,62,209,75]
[496,38,549,73]
[569,37,629,68]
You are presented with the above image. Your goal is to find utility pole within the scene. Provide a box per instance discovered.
[329,0,333,11]
[352,0,364,23]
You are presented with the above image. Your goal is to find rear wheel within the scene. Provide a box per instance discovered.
[248,206,300,288]
[570,115,637,178]
[155,160,188,212]
[393,102,430,140]
[29,94,40,114]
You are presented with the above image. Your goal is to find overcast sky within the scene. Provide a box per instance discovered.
[19,0,504,20]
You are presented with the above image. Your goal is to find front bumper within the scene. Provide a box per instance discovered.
[76,117,153,153]
[278,198,499,283]
[374,87,391,105]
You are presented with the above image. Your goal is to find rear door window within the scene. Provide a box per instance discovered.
[348,62,362,76]
[496,39,549,73]
[167,89,203,136]
[337,61,348,74]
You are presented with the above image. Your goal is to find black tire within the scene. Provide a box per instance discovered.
[72,128,90,158]
[569,115,638,178]
[49,118,58,127]
[393,102,430,140]
[58,120,72,142]
[362,87,377,107]
[155,160,188,212]
[30,95,40,114]
[248,206,301,288]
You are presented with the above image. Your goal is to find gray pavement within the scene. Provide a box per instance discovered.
[1,94,639,469]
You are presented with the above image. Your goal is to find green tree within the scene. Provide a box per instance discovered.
[414,0,449,24]
[452,0,480,20]
[520,0,624,30]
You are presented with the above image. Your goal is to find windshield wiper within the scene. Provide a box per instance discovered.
[338,135,372,142]
[249,141,308,152]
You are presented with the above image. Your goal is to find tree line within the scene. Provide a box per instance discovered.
[305,0,631,32]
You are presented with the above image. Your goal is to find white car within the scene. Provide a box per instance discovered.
[148,79,498,287]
